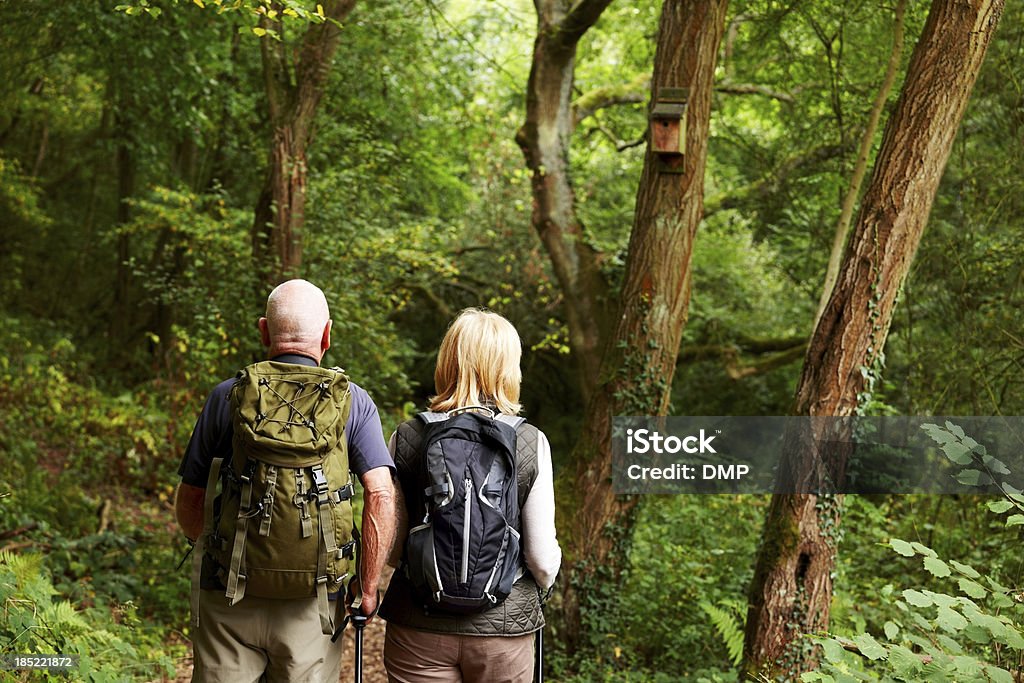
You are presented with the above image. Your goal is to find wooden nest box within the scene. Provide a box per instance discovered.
[650,87,689,172]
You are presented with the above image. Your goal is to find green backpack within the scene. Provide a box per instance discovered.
[191,360,356,635]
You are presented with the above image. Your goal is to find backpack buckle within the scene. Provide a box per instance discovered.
[332,483,354,503]
[311,465,329,493]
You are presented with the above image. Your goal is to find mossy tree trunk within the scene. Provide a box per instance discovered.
[560,0,729,647]
[742,0,1005,676]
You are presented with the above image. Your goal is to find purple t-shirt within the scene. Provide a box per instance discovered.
[177,354,394,487]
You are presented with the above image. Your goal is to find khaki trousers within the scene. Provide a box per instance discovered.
[383,622,535,683]
[192,589,344,683]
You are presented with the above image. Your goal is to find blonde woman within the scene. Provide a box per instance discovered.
[379,308,561,683]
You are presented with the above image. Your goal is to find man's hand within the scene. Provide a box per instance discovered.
[359,589,379,618]
[175,482,206,541]
[357,466,396,620]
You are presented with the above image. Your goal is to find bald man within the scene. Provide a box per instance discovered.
[175,279,397,682]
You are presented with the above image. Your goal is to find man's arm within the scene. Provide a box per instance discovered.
[175,482,206,542]
[357,466,396,617]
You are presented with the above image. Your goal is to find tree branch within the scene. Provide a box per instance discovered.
[814,0,908,326]
[293,0,358,135]
[590,119,646,151]
[678,336,808,379]
[715,81,795,103]
[572,74,796,129]
[704,142,852,216]
[559,0,616,48]
[259,7,291,123]
[572,72,650,127]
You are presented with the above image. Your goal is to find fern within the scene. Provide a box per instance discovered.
[701,599,746,666]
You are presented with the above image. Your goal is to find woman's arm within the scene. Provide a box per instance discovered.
[520,430,561,589]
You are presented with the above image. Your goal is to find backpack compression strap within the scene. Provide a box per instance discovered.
[224,460,256,606]
[191,456,225,629]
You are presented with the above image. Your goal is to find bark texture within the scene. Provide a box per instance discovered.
[814,0,908,326]
[743,0,1005,676]
[252,0,357,283]
[561,0,729,644]
[515,0,614,402]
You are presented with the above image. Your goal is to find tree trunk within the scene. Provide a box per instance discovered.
[814,0,908,327]
[252,0,357,284]
[743,0,1005,676]
[112,82,135,343]
[561,0,729,645]
[515,0,614,403]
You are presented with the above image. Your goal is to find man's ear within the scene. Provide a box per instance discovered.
[258,317,272,347]
[321,319,332,355]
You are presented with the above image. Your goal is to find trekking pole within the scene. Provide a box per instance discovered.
[351,612,368,683]
[534,627,544,683]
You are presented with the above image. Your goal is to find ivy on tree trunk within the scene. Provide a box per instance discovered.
[742,0,1005,676]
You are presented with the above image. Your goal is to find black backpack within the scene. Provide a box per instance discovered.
[403,406,525,614]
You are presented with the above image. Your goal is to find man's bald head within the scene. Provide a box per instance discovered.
[259,279,332,361]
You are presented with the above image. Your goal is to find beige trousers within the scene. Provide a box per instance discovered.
[383,622,535,683]
[191,589,344,683]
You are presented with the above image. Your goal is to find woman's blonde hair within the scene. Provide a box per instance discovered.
[428,308,522,415]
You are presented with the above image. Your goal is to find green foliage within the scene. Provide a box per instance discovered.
[554,496,766,679]
[701,599,747,667]
[0,551,175,682]
[811,427,1024,681]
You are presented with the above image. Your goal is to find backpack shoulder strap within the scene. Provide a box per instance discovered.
[417,411,448,424]
[495,414,526,430]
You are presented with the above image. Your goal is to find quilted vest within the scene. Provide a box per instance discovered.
[379,414,545,635]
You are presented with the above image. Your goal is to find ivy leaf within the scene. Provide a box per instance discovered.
[958,578,987,599]
[923,556,951,578]
[851,633,887,661]
[950,560,981,579]
[889,538,915,557]
[987,500,1015,514]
